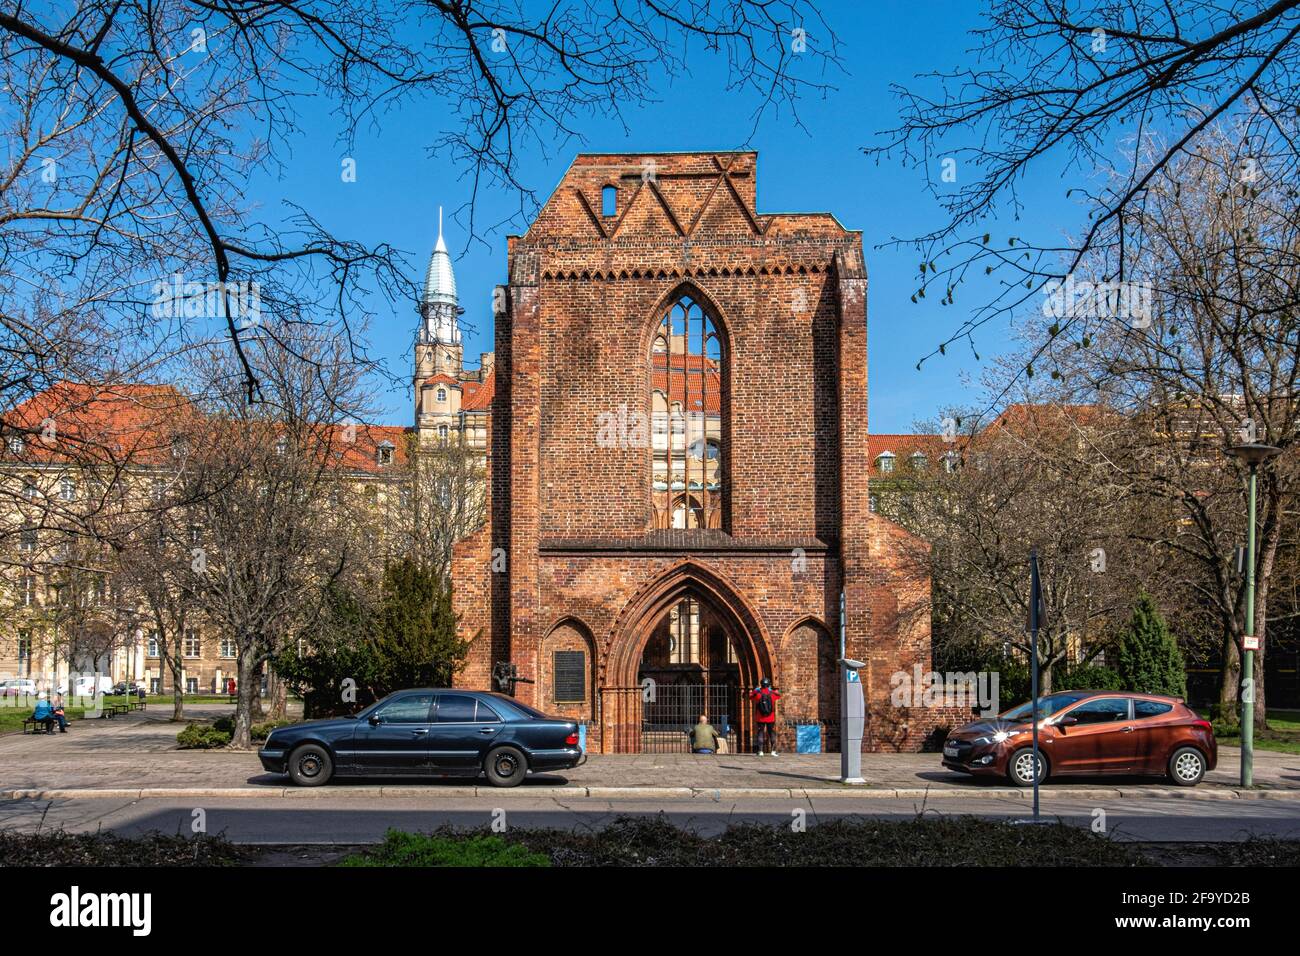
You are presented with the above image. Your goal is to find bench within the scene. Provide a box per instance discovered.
[100,703,130,718]
[23,716,56,734]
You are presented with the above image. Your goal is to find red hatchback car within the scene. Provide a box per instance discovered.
[942,690,1217,787]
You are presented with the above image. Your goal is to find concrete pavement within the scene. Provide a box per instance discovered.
[4,793,1299,845]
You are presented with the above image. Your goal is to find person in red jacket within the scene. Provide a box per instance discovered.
[749,678,781,756]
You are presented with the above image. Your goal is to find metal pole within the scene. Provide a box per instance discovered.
[1242,464,1258,788]
[839,590,846,659]
[1029,548,1041,821]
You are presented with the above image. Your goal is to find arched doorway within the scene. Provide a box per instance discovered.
[601,564,771,753]
[782,619,841,752]
[638,594,745,752]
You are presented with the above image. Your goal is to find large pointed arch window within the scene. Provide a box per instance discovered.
[651,294,724,529]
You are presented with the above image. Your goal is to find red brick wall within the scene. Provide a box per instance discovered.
[451,152,939,753]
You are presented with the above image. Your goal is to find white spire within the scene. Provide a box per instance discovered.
[421,206,461,345]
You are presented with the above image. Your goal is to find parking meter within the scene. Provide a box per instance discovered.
[839,657,866,784]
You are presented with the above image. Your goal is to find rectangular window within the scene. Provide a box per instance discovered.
[183,630,201,658]
[20,574,35,606]
[553,651,586,703]
[185,677,198,695]
[150,678,161,695]
[19,527,36,553]
[220,638,236,659]
[17,630,32,676]
[668,599,700,664]
[147,633,160,658]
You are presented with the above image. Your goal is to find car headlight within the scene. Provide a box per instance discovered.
[975,730,1019,745]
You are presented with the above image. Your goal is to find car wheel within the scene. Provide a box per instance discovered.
[1167,746,1206,786]
[484,746,528,787]
[1007,747,1048,787]
[288,743,333,787]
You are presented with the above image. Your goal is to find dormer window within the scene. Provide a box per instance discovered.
[943,451,959,474]
[910,452,927,471]
[8,435,25,455]
[376,441,394,467]
[601,185,617,217]
[876,452,895,473]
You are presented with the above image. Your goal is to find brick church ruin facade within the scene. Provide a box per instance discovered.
[451,151,951,753]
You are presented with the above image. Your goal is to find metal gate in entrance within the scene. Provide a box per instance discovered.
[641,682,741,754]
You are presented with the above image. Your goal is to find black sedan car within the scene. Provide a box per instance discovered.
[258,689,584,788]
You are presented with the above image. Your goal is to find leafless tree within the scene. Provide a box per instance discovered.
[174,328,376,748]
[901,399,1177,692]
[2,0,841,407]
[868,1,1300,405]
[114,503,202,722]
[1029,131,1300,727]
[399,437,486,580]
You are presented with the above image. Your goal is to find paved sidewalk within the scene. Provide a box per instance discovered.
[3,706,1299,802]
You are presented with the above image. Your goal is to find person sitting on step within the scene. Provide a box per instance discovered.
[688,713,721,754]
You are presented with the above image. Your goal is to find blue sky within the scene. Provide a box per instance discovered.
[250,2,1080,433]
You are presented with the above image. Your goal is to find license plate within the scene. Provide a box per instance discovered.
[943,745,959,757]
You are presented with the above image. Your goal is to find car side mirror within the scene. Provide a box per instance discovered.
[1057,716,1078,729]
[368,714,381,726]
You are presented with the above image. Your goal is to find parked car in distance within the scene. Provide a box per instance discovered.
[942,690,1217,787]
[0,678,39,698]
[258,689,584,788]
[109,682,147,698]
[56,675,114,697]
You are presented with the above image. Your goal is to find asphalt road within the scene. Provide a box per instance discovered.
[3,792,1298,844]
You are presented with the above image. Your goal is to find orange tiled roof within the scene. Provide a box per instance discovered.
[985,403,1103,433]
[3,382,195,466]
[868,434,949,463]
[461,368,494,412]
[3,382,413,474]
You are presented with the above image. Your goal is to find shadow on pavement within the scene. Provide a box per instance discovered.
[246,773,572,789]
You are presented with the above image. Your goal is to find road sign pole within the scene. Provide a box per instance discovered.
[1029,548,1041,822]
[1242,465,1259,788]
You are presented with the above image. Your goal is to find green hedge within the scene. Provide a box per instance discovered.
[176,723,232,749]
[252,719,293,741]
[340,830,550,867]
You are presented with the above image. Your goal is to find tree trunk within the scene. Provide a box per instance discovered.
[265,666,287,720]
[231,654,259,749]
[169,654,185,722]
[1252,498,1281,733]
[251,660,266,720]
[1217,622,1241,725]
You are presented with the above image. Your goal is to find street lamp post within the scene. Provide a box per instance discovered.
[1224,441,1282,788]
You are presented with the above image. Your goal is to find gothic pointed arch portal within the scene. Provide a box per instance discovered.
[600,564,772,753]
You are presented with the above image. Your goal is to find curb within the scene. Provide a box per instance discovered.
[4,785,1297,802]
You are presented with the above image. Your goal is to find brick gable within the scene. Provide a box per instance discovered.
[452,151,943,753]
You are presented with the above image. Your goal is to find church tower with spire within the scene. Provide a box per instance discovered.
[414,208,494,449]
[417,207,464,379]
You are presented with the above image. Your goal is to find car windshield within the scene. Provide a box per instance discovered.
[1001,692,1091,722]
